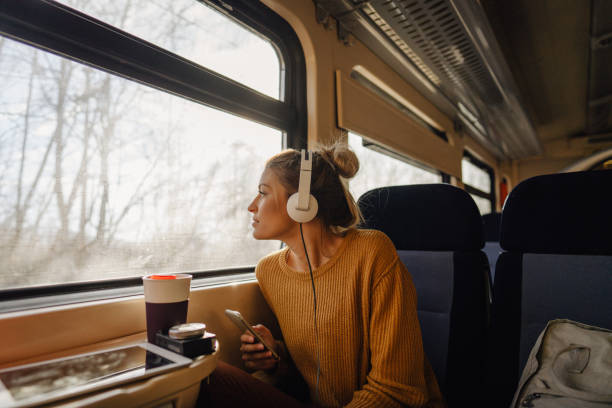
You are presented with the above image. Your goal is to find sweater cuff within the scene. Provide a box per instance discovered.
[252,340,293,385]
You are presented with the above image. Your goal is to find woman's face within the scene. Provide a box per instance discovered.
[248,168,295,240]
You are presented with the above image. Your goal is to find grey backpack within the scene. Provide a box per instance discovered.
[511,319,612,407]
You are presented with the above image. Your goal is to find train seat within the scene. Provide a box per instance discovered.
[482,212,502,281]
[358,184,490,407]
[490,169,612,407]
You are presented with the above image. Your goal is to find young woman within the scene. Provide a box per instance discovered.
[198,145,444,407]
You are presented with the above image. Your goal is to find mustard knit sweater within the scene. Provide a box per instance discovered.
[256,229,444,407]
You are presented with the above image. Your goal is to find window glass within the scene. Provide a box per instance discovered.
[348,133,441,200]
[470,194,492,215]
[0,38,280,289]
[462,158,491,194]
[57,0,280,99]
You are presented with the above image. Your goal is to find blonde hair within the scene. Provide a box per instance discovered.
[266,143,362,233]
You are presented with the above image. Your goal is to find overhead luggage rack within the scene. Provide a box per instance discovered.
[314,0,542,159]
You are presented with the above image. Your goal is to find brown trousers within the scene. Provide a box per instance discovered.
[197,361,314,408]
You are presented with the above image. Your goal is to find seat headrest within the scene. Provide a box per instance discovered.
[500,170,612,254]
[482,212,501,242]
[358,184,484,251]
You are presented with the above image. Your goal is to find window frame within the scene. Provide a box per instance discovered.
[462,150,495,212]
[346,134,444,200]
[0,0,306,308]
[0,0,307,146]
[360,140,444,178]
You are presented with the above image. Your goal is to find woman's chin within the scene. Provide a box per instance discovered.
[252,230,275,240]
[251,229,265,240]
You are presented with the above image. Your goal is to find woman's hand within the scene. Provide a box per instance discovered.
[240,324,278,371]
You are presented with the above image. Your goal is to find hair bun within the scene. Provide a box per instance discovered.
[319,143,359,179]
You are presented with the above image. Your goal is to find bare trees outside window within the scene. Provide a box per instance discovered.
[55,0,280,100]
[0,1,281,289]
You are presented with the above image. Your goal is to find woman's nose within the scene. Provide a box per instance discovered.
[248,197,257,213]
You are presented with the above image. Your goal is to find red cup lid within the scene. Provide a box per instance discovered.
[150,275,176,280]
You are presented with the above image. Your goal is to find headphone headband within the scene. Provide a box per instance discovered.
[286,149,318,223]
[296,150,312,210]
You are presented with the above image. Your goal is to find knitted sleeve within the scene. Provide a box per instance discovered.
[253,257,304,387]
[346,257,431,408]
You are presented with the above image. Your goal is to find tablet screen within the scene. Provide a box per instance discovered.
[0,344,189,406]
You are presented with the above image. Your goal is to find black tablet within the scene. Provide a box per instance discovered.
[0,342,192,408]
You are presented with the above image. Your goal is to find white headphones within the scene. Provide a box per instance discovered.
[286,150,318,223]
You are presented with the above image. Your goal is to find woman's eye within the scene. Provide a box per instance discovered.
[258,190,265,196]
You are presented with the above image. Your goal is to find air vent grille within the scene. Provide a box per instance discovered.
[320,0,541,157]
[362,3,441,86]
[360,0,503,108]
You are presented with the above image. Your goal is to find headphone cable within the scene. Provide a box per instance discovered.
[299,223,320,403]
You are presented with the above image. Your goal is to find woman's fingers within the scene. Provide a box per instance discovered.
[241,350,273,361]
[239,325,278,371]
[240,342,265,353]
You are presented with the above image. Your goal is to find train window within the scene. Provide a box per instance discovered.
[0,37,281,290]
[55,0,280,99]
[0,0,308,295]
[462,152,495,214]
[348,132,442,200]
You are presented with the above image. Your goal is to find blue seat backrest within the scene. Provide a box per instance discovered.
[490,169,612,407]
[482,212,502,281]
[358,184,490,407]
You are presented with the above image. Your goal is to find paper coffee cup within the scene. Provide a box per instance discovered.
[142,274,192,343]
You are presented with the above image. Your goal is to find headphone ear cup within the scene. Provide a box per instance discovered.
[287,193,318,223]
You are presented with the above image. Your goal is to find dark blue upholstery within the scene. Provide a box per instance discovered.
[358,184,490,408]
[398,251,453,384]
[520,254,612,367]
[482,212,502,281]
[490,170,612,407]
[500,170,612,255]
[358,184,484,250]
[483,242,501,282]
[482,212,501,242]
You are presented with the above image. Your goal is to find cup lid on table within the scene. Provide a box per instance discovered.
[142,274,192,303]
[169,322,206,339]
